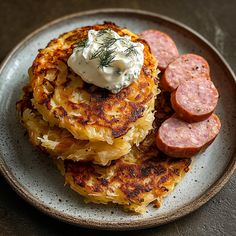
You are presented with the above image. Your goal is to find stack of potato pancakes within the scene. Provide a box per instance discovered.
[17,22,191,214]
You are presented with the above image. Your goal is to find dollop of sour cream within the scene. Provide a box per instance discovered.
[67,29,144,93]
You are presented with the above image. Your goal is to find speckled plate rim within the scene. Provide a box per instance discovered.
[0,8,235,230]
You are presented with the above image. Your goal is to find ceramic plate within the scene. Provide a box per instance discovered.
[0,9,235,230]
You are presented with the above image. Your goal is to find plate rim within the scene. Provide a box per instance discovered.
[0,8,235,230]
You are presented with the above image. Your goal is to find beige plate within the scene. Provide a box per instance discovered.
[0,9,235,230]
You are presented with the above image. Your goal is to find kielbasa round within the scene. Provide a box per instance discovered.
[161,54,210,92]
[139,29,179,71]
[156,114,221,158]
[171,78,219,122]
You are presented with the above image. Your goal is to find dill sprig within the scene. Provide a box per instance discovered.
[90,37,118,67]
[76,38,88,48]
[98,49,116,68]
[124,45,138,57]
[97,28,112,37]
[87,29,139,69]
[90,38,118,60]
[102,37,119,48]
[90,47,104,60]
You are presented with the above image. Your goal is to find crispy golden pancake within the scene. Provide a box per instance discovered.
[17,89,191,213]
[30,22,158,145]
[57,138,191,214]
[57,92,191,214]
[17,85,155,165]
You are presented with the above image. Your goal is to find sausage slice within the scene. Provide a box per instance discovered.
[139,30,179,71]
[156,114,221,158]
[171,78,219,122]
[161,54,210,92]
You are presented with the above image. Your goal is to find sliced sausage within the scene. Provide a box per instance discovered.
[171,78,219,122]
[156,114,221,158]
[139,30,179,71]
[161,54,210,92]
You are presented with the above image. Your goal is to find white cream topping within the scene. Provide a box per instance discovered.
[67,29,144,93]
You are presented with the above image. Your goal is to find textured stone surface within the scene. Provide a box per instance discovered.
[0,0,235,235]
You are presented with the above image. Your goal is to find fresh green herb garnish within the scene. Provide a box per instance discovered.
[90,46,104,60]
[76,38,88,48]
[90,35,118,68]
[98,49,116,68]
[102,37,119,48]
[124,45,138,57]
[96,28,112,37]
[78,29,138,69]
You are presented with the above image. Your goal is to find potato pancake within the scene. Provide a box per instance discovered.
[17,85,155,165]
[57,138,191,214]
[30,22,158,147]
[17,88,191,213]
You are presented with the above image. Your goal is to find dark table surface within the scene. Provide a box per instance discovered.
[0,0,235,235]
